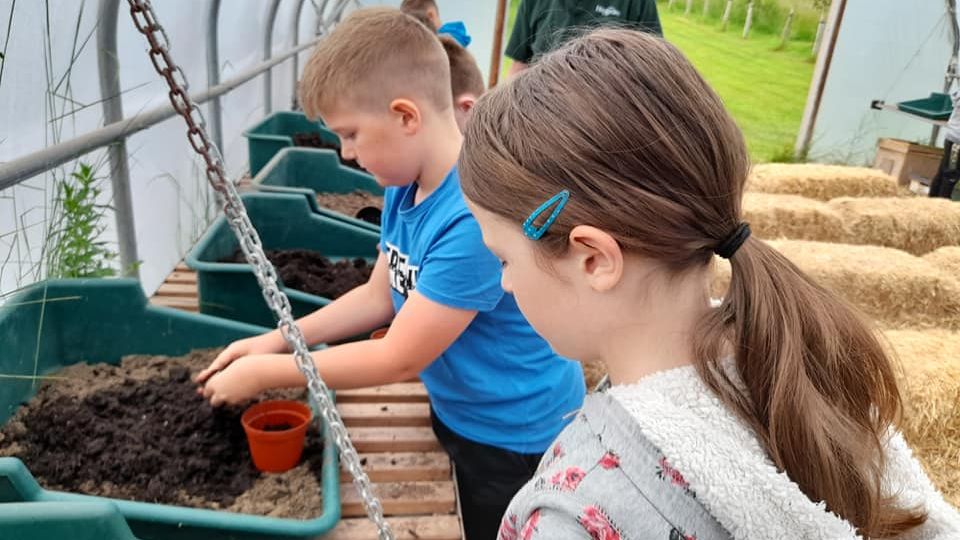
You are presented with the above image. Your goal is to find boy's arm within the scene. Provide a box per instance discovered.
[294,250,395,344]
[201,290,477,405]
[196,252,394,384]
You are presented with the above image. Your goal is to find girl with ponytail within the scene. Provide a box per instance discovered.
[459,27,960,539]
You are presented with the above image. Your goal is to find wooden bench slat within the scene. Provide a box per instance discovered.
[337,383,429,403]
[337,402,431,427]
[326,515,461,540]
[165,271,197,285]
[348,427,442,453]
[156,283,198,297]
[150,296,199,311]
[340,481,456,517]
[343,452,450,483]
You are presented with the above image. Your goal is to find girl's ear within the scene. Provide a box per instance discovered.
[567,225,624,292]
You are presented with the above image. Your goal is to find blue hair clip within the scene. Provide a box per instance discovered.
[523,190,570,240]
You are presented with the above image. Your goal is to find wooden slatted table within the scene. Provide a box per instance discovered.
[151,263,463,539]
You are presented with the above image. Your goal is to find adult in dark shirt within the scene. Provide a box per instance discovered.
[505,0,662,76]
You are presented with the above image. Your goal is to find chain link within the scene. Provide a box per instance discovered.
[125,1,393,537]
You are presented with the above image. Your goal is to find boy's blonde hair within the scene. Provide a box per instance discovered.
[400,0,438,16]
[439,35,485,98]
[299,7,451,117]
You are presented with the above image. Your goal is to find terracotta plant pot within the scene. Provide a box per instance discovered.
[241,400,312,473]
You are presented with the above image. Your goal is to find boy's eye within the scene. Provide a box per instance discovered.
[499,260,508,268]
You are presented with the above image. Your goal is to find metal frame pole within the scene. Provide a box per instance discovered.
[0,39,322,190]
[97,0,139,278]
[313,0,331,35]
[263,0,283,114]
[291,0,308,108]
[333,0,352,29]
[206,0,223,152]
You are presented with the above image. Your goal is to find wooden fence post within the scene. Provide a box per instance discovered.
[721,0,734,31]
[812,9,827,56]
[742,2,755,39]
[780,8,796,48]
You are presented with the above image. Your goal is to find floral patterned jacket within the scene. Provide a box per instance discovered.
[499,366,960,540]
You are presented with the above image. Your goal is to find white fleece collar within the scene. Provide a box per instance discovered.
[607,365,960,540]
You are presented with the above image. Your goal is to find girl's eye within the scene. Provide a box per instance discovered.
[500,260,508,268]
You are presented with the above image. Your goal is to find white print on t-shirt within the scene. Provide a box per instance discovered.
[386,242,420,298]
[595,5,622,16]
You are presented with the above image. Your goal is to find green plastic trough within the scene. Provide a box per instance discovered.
[0,501,140,540]
[898,92,953,121]
[0,279,340,540]
[186,192,381,328]
[243,111,341,176]
[253,147,383,233]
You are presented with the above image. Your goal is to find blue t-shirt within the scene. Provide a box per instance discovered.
[380,167,585,454]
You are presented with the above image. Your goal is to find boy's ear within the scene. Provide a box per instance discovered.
[389,99,422,134]
[427,7,441,30]
[454,94,477,114]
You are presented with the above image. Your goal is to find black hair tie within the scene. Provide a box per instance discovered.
[714,223,751,259]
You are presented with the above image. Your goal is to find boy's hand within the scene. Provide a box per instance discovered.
[195,335,282,385]
[200,356,268,407]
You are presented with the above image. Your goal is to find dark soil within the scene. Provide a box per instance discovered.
[315,191,385,221]
[292,132,364,171]
[0,350,324,514]
[221,249,372,299]
[263,423,294,432]
[354,206,383,226]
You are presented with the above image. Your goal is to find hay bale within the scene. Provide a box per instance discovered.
[828,197,960,256]
[710,240,960,329]
[579,359,608,393]
[748,163,900,201]
[884,329,960,507]
[923,246,960,279]
[743,193,846,242]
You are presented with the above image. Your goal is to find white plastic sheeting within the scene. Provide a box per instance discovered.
[807,0,957,164]
[0,0,500,298]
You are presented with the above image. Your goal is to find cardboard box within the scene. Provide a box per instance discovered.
[874,138,943,186]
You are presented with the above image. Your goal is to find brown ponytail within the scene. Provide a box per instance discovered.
[458,28,926,536]
[698,238,926,536]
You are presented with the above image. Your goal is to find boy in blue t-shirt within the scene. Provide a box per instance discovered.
[400,0,472,47]
[194,7,585,539]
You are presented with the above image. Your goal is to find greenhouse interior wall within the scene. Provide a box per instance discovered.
[0,0,499,299]
[807,0,959,165]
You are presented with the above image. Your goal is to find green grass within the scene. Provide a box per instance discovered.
[660,10,815,161]
[658,0,826,41]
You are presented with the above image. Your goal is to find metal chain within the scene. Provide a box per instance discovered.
[125,2,393,538]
